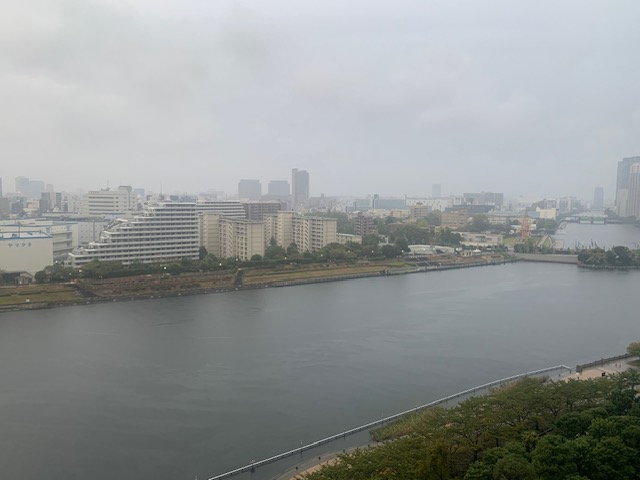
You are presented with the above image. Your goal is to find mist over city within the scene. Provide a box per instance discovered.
[2,2,640,480]
[2,1,640,198]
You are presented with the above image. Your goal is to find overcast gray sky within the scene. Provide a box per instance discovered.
[1,0,639,200]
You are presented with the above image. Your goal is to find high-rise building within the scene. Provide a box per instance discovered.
[291,169,309,208]
[432,183,442,198]
[29,180,45,199]
[199,214,265,261]
[238,179,261,200]
[593,187,604,209]
[15,176,30,196]
[0,177,3,197]
[615,156,640,217]
[242,201,284,221]
[81,186,137,215]
[353,212,376,236]
[627,164,640,219]
[265,211,336,252]
[267,180,289,197]
[195,201,246,219]
[68,202,199,266]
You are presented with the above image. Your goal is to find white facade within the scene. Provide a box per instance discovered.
[0,220,79,260]
[0,231,53,274]
[81,186,137,215]
[68,202,199,266]
[536,207,558,220]
[195,201,246,219]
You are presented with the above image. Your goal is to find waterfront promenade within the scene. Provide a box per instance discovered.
[276,355,639,480]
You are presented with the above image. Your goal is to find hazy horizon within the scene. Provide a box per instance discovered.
[2,1,639,200]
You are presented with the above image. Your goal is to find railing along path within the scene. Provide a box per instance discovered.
[208,364,571,480]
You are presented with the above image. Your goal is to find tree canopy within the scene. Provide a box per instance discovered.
[304,371,640,480]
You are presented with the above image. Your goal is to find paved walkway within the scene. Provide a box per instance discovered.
[561,358,634,380]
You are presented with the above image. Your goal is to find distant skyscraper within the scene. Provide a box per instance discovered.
[432,183,442,198]
[45,183,54,193]
[15,176,30,196]
[627,164,640,219]
[615,156,640,217]
[291,169,309,208]
[593,187,604,209]
[29,180,45,199]
[0,177,3,197]
[238,179,261,200]
[267,180,290,197]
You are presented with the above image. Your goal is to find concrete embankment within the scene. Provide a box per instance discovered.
[513,253,578,264]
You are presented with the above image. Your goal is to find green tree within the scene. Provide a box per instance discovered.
[627,341,640,356]
[286,242,299,256]
[198,246,208,260]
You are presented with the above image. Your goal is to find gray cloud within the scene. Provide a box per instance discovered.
[1,0,639,199]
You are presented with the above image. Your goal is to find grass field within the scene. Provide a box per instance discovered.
[0,284,80,307]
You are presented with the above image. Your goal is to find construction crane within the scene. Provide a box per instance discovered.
[520,214,532,242]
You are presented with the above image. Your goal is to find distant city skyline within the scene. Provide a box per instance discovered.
[1,2,638,200]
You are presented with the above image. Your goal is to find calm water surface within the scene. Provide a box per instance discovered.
[0,262,639,480]
[554,222,640,249]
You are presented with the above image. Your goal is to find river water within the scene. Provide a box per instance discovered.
[553,222,640,249]
[1,243,639,479]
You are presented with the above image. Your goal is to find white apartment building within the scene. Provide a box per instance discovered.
[67,202,199,266]
[195,201,246,219]
[200,214,265,261]
[265,212,337,252]
[80,186,138,216]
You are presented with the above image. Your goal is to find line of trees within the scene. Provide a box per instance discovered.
[578,246,640,267]
[305,368,640,480]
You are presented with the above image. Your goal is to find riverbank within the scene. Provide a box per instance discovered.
[275,354,639,480]
[0,254,514,313]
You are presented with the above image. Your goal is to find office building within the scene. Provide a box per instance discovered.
[627,164,640,219]
[463,192,504,207]
[29,180,45,199]
[81,186,137,215]
[441,210,469,229]
[616,156,640,217]
[432,183,442,198]
[0,177,3,197]
[15,176,30,197]
[267,180,289,197]
[593,187,604,209]
[238,179,262,200]
[67,202,199,266]
[291,169,310,208]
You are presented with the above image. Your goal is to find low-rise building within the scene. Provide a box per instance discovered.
[441,210,469,229]
[336,233,362,245]
[0,231,53,275]
[459,232,503,247]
